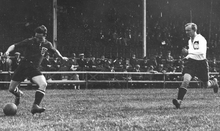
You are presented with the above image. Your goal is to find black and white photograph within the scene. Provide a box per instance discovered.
[0,0,220,130]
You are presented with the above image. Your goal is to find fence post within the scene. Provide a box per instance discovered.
[85,72,88,89]
[163,73,166,88]
[126,73,129,88]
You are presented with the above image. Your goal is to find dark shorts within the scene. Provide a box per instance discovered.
[183,58,209,82]
[12,61,42,82]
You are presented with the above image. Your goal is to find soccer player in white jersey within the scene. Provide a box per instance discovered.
[172,23,219,109]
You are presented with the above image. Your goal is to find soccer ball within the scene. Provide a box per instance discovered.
[3,103,17,116]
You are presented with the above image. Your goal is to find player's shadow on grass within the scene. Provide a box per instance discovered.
[171,104,211,110]
[0,112,23,117]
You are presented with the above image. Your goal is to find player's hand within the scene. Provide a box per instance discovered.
[4,51,10,56]
[61,56,69,61]
[182,48,188,56]
[182,57,188,61]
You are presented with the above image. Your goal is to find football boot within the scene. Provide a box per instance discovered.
[172,99,181,109]
[14,90,23,106]
[31,104,45,115]
[213,78,219,93]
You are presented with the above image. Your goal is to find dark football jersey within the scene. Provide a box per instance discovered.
[14,37,56,67]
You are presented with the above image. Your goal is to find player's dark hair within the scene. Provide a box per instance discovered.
[34,25,47,36]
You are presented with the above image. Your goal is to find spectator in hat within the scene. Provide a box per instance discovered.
[41,53,56,71]
[11,52,22,71]
[50,56,62,80]
[130,54,138,68]
[69,53,79,71]
[77,53,87,71]
[0,55,12,89]
[0,55,11,71]
[68,53,80,89]
[77,53,87,80]
[41,53,57,80]
[87,56,98,71]
[165,51,175,72]
[140,56,148,72]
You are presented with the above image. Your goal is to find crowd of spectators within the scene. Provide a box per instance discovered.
[2,0,220,59]
[0,0,220,88]
[0,51,218,82]
[0,49,218,89]
[56,0,220,59]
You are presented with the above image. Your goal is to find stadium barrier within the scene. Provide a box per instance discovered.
[0,71,218,89]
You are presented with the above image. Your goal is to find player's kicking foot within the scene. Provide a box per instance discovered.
[172,99,181,109]
[14,90,23,106]
[213,78,219,93]
[31,104,45,115]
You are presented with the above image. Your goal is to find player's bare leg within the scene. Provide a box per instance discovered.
[31,75,47,115]
[8,80,23,106]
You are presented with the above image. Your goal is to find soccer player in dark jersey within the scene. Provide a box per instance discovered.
[4,25,68,114]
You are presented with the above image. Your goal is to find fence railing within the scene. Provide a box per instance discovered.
[0,71,218,89]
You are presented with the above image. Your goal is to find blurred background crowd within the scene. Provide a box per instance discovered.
[0,0,220,83]
[0,50,218,82]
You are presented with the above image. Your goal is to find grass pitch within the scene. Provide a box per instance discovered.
[0,87,220,131]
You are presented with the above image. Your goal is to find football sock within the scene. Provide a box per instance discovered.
[10,87,20,97]
[177,87,187,100]
[208,79,216,87]
[34,89,45,105]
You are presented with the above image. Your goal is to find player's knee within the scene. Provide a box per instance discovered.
[38,82,47,91]
[181,79,190,88]
[8,85,16,93]
[183,79,190,83]
[8,88,14,93]
[183,73,192,81]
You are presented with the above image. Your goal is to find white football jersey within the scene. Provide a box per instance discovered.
[186,34,207,60]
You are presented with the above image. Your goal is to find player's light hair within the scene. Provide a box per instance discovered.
[185,23,197,31]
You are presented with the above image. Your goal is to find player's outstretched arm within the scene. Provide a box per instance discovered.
[54,49,68,61]
[5,45,15,56]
